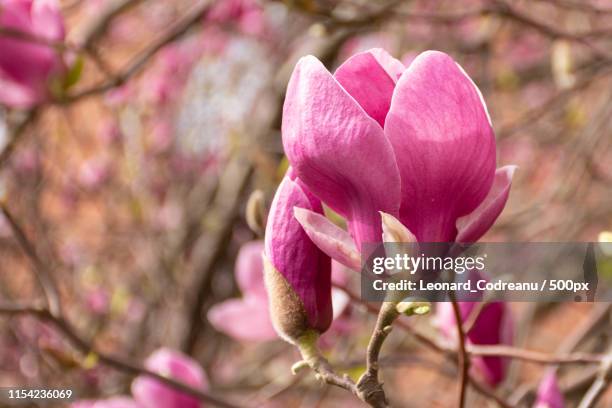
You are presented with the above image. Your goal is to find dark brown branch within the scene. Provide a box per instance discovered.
[355,302,399,408]
[492,0,612,60]
[536,0,612,14]
[74,0,144,48]
[0,109,38,169]
[334,283,608,365]
[62,0,215,103]
[449,293,469,408]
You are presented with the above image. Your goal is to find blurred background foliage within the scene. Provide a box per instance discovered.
[0,0,611,406]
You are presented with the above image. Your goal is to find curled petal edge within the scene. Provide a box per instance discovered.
[294,207,361,271]
[456,165,517,243]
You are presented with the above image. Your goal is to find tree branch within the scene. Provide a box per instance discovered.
[449,292,469,408]
[0,304,241,408]
[62,0,215,103]
[0,202,62,317]
[354,301,399,408]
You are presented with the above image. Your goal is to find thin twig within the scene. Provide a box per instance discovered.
[449,292,469,408]
[62,0,214,103]
[469,345,604,364]
[0,202,62,317]
[334,283,607,365]
[0,109,38,169]
[292,332,361,400]
[75,0,144,48]
[334,284,513,407]
[577,354,612,408]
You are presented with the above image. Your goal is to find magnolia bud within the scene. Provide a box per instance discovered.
[264,168,332,344]
[396,300,431,316]
[245,189,266,236]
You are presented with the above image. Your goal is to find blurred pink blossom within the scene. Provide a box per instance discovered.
[85,288,110,315]
[153,201,183,231]
[142,41,203,108]
[208,241,278,342]
[105,84,133,106]
[131,348,208,408]
[11,147,40,177]
[0,0,66,107]
[207,0,265,36]
[78,158,112,190]
[97,120,123,146]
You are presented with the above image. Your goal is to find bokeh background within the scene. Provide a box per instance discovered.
[0,0,611,407]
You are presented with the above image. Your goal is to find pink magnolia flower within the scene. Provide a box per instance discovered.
[131,348,208,408]
[72,397,141,408]
[263,168,333,343]
[0,0,66,107]
[534,371,564,408]
[282,49,515,262]
[436,273,513,387]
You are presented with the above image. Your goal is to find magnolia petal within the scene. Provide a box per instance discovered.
[369,48,406,81]
[456,166,516,243]
[32,0,65,41]
[0,0,65,107]
[334,48,403,126]
[282,55,401,249]
[380,211,417,243]
[234,241,267,299]
[386,50,496,242]
[437,300,512,387]
[331,261,350,285]
[468,301,513,387]
[331,288,350,319]
[294,207,360,271]
[265,173,332,333]
[0,75,42,107]
[208,296,277,342]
